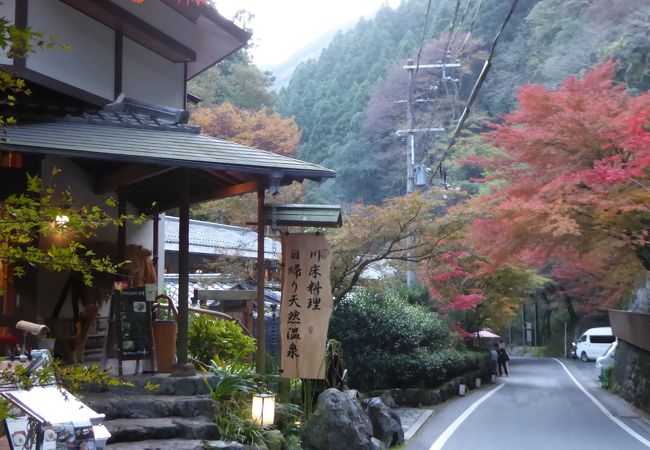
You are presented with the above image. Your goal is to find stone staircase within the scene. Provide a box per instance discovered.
[82,374,234,450]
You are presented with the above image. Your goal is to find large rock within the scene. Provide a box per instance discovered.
[365,398,404,447]
[262,429,287,450]
[302,389,375,450]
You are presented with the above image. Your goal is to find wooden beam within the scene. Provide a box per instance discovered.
[61,0,196,63]
[96,164,174,194]
[117,189,127,263]
[152,213,160,274]
[256,186,266,374]
[152,180,259,213]
[176,169,190,367]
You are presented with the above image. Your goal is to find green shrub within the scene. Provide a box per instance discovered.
[330,290,449,355]
[206,358,267,446]
[330,289,481,390]
[188,313,256,367]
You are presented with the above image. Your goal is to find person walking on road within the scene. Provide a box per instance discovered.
[490,344,499,376]
[496,341,509,376]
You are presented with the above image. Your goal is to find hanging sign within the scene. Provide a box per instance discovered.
[280,233,333,379]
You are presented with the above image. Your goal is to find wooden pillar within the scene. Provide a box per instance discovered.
[117,189,126,263]
[177,169,190,367]
[256,186,266,373]
[152,213,159,274]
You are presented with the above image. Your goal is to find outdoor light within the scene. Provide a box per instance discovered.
[252,393,275,426]
[54,215,69,226]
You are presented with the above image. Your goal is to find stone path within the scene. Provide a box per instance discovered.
[395,407,435,440]
[0,402,435,450]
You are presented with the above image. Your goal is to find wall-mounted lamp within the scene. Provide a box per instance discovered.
[54,215,69,226]
[268,171,283,197]
[252,393,275,426]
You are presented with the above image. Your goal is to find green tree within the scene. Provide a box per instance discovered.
[188,54,275,110]
[0,169,142,289]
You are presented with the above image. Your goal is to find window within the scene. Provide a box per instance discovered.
[0,152,23,168]
[590,335,616,344]
[578,335,587,342]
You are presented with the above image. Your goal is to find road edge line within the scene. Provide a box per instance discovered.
[553,357,650,448]
[427,383,505,450]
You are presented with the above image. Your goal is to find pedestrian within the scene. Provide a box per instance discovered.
[490,344,498,376]
[496,341,509,376]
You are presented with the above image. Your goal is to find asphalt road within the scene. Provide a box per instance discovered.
[405,357,650,450]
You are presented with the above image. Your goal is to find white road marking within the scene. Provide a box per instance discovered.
[554,358,650,448]
[428,384,505,450]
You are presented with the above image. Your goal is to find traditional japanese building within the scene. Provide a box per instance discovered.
[0,0,335,369]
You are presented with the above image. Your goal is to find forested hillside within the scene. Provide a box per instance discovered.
[276,0,650,203]
[186,0,650,341]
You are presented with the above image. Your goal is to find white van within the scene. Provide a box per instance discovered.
[576,327,616,362]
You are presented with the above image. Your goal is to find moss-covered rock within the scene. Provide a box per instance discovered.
[262,429,287,450]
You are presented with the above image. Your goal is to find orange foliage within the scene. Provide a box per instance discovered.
[191,103,301,157]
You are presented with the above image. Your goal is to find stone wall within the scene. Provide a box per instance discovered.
[612,274,650,413]
[612,341,650,413]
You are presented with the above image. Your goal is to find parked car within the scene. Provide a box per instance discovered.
[595,340,617,379]
[575,327,616,362]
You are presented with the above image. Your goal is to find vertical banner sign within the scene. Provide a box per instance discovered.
[280,233,333,379]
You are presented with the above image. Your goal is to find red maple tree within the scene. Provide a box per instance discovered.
[464,61,650,316]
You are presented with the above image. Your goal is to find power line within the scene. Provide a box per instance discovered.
[414,0,434,76]
[458,0,484,57]
[450,0,474,50]
[434,0,520,186]
[441,0,462,68]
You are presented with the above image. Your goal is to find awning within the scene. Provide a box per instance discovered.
[259,204,343,228]
[477,329,501,339]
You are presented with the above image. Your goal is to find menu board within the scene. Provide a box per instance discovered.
[114,288,153,360]
[105,288,155,374]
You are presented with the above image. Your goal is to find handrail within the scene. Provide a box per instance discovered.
[188,306,253,338]
[153,294,178,321]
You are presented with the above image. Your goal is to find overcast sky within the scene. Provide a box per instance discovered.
[216,0,401,67]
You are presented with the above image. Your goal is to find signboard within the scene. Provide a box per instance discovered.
[280,233,333,379]
[105,288,154,374]
[2,386,110,450]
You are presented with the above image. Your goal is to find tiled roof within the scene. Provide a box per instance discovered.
[163,274,280,317]
[64,105,199,134]
[165,216,281,260]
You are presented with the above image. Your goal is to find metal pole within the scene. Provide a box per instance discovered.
[534,302,538,346]
[406,59,416,288]
[256,186,266,373]
[521,304,526,346]
[564,322,569,358]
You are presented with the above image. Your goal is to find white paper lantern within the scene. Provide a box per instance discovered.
[252,393,275,426]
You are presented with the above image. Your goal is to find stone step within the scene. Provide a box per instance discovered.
[83,394,217,420]
[92,374,218,396]
[105,417,219,443]
[105,439,247,450]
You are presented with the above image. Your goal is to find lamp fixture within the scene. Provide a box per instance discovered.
[54,215,69,226]
[252,393,275,426]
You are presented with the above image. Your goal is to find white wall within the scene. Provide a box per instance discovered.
[27,0,115,100]
[122,38,185,108]
[37,157,156,318]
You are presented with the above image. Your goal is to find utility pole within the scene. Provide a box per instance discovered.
[405,60,417,288]
[400,59,460,288]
